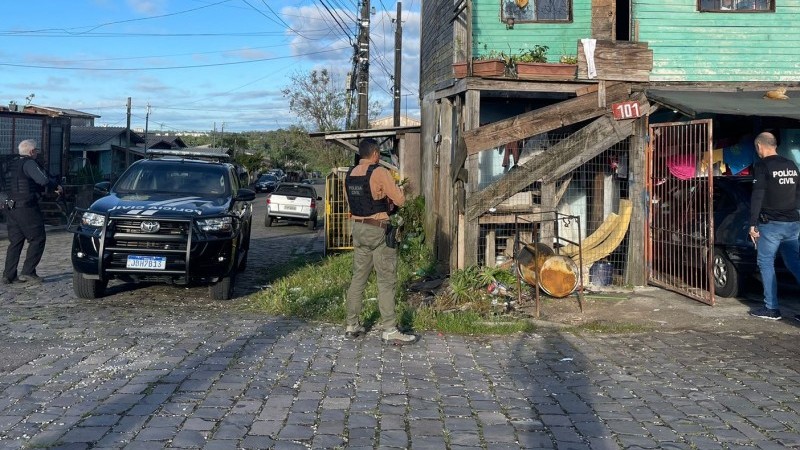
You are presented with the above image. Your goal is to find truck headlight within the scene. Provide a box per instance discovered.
[81,212,106,227]
[197,217,232,232]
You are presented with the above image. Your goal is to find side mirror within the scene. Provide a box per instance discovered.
[236,188,256,202]
[94,181,111,196]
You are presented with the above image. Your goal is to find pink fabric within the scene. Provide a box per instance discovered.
[666,154,696,180]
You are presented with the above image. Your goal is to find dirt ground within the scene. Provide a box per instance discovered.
[520,284,800,335]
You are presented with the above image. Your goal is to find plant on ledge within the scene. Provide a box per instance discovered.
[471,44,511,77]
[510,45,577,80]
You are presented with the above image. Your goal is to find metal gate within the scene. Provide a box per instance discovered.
[647,120,715,304]
[324,168,353,254]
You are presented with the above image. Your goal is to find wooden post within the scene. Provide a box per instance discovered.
[463,89,480,267]
[626,116,648,286]
[541,182,555,247]
[485,227,496,267]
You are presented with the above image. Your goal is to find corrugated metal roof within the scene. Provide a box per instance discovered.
[25,105,101,118]
[70,127,144,146]
[647,89,800,120]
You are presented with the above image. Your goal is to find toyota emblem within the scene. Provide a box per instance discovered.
[140,221,161,233]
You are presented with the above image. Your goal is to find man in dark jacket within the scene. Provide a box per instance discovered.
[2,139,62,284]
[747,132,800,319]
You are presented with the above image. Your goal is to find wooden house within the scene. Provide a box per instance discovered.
[420,0,800,304]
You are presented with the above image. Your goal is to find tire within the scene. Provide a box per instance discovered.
[72,272,107,299]
[712,249,739,298]
[265,215,273,227]
[210,273,235,300]
[238,248,248,272]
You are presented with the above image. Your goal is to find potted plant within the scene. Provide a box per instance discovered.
[511,45,577,79]
[453,36,468,78]
[471,45,510,77]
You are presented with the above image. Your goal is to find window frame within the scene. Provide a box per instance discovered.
[697,0,775,12]
[500,0,573,24]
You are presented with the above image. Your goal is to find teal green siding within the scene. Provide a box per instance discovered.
[472,0,591,62]
[635,0,800,81]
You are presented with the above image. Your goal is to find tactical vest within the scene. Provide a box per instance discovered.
[345,164,389,217]
[6,157,39,204]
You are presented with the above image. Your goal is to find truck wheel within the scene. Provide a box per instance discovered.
[265,215,273,227]
[72,272,107,299]
[210,274,235,300]
[238,249,248,272]
[712,249,739,298]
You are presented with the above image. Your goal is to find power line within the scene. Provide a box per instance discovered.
[0,47,350,71]
[7,0,235,35]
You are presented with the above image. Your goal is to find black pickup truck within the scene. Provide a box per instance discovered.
[68,150,255,300]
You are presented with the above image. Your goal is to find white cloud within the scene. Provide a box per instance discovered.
[126,0,165,15]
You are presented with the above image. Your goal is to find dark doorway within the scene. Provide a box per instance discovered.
[616,0,630,40]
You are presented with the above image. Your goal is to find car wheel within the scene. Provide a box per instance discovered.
[265,215,273,227]
[210,274,235,300]
[712,249,739,298]
[72,272,107,299]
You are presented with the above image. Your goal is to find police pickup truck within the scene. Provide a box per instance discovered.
[68,150,255,300]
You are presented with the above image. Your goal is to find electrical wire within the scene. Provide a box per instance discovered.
[0,47,350,71]
[6,0,234,35]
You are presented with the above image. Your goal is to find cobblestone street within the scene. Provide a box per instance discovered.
[1,197,800,449]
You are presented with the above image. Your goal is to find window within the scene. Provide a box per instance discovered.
[501,0,571,23]
[698,0,773,12]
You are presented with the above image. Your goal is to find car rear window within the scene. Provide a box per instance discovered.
[274,185,315,197]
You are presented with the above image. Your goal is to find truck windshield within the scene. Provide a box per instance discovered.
[115,162,229,196]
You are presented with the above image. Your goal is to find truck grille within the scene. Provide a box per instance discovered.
[108,218,190,252]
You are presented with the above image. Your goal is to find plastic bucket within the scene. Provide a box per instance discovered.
[589,261,613,286]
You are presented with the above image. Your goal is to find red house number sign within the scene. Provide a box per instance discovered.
[612,101,643,120]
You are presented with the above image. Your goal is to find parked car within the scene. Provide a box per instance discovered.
[268,168,285,181]
[652,176,791,298]
[69,150,255,300]
[265,183,321,229]
[254,174,279,193]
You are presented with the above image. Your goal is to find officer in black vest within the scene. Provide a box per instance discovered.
[344,138,417,345]
[2,139,62,284]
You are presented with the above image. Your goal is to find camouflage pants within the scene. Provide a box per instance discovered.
[345,221,397,331]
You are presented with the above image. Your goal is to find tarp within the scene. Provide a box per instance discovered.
[647,89,800,120]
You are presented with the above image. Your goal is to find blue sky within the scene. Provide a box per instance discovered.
[0,0,420,132]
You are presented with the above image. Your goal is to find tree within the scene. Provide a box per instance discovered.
[282,70,347,132]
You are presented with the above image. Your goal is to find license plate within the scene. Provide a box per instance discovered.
[126,255,166,270]
[284,205,297,211]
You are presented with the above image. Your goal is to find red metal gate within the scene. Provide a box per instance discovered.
[647,120,715,304]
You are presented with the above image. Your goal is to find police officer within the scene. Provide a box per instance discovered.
[2,139,62,284]
[344,138,417,345]
[748,131,800,320]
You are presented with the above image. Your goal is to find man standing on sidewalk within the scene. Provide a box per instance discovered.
[344,138,417,345]
[748,131,800,320]
[2,139,62,284]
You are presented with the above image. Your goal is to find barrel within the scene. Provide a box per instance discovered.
[539,255,579,298]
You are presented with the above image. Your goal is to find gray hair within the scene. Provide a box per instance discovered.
[754,132,777,149]
[18,139,37,156]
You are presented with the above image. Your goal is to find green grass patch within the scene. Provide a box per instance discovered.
[565,320,651,334]
[409,307,535,335]
[249,195,534,335]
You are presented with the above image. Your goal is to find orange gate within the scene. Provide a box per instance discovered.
[647,120,715,304]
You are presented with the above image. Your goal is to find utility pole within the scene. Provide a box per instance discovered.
[144,103,151,153]
[356,0,371,130]
[393,1,402,127]
[125,97,131,166]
